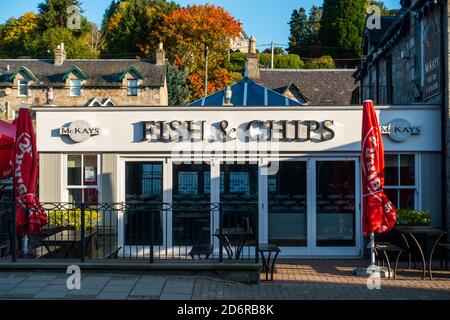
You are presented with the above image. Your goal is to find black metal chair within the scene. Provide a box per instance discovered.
[374,242,403,279]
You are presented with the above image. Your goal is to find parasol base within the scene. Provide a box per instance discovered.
[353,266,389,278]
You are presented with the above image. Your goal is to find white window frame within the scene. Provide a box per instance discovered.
[63,154,101,203]
[384,153,420,210]
[70,79,82,97]
[18,79,29,97]
[127,79,138,96]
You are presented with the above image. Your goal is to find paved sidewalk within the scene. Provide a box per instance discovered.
[0,260,449,300]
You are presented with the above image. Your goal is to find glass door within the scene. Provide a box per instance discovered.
[172,163,211,246]
[268,161,308,247]
[124,162,163,246]
[220,164,259,229]
[315,160,357,251]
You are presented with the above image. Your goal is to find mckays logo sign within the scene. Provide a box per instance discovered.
[60,120,100,143]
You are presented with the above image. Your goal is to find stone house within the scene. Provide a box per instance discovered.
[230,20,250,53]
[0,43,168,119]
[357,0,449,233]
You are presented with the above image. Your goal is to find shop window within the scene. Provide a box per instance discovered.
[384,154,416,210]
[67,154,99,203]
[128,79,138,96]
[70,79,81,97]
[18,80,28,97]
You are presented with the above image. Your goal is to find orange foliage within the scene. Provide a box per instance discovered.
[151,4,241,99]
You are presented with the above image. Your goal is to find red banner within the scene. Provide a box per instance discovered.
[13,108,47,236]
[361,101,397,236]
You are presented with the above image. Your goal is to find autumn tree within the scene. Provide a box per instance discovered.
[102,0,178,57]
[0,13,39,58]
[152,4,241,99]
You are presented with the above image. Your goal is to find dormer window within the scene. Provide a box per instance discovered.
[70,79,81,97]
[128,79,138,96]
[18,80,29,97]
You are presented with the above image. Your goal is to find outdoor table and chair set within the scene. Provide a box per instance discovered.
[373,225,448,280]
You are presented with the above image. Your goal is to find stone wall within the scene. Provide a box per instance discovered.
[0,73,168,119]
[362,5,442,106]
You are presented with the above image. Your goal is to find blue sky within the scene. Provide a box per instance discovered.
[0,0,401,49]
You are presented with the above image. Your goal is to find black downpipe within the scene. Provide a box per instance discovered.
[438,1,448,235]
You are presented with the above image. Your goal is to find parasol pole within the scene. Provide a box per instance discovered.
[370,232,375,266]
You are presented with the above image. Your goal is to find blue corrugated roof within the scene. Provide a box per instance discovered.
[189,78,302,107]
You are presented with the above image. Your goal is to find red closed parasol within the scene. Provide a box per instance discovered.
[13,107,47,239]
[361,100,397,265]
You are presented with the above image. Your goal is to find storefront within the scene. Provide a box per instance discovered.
[35,105,442,257]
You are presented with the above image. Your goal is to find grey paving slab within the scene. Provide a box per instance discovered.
[0,277,26,285]
[27,275,57,282]
[0,284,19,291]
[8,287,43,295]
[160,293,191,300]
[97,292,130,300]
[162,285,193,295]
[107,278,139,287]
[66,288,103,296]
[34,291,68,299]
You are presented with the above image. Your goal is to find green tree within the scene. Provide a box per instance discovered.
[320,0,366,58]
[167,64,191,105]
[287,8,310,55]
[28,27,99,58]
[263,47,285,55]
[102,0,178,58]
[305,55,336,69]
[225,52,246,74]
[37,0,90,34]
[308,6,322,45]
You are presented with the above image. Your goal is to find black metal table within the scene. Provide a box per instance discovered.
[258,244,281,281]
[214,227,253,260]
[395,226,446,280]
[42,229,97,259]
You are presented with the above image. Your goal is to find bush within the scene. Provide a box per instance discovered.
[48,209,101,230]
[396,209,431,226]
[259,53,304,69]
[305,55,336,69]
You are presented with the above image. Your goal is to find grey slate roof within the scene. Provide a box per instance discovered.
[257,69,358,106]
[0,59,165,87]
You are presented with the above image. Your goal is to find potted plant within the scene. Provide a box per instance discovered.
[48,209,101,230]
[396,209,431,226]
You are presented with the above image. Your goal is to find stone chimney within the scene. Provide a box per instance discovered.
[54,43,66,65]
[247,36,260,80]
[156,43,165,66]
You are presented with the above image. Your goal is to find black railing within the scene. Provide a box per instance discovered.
[0,202,259,263]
